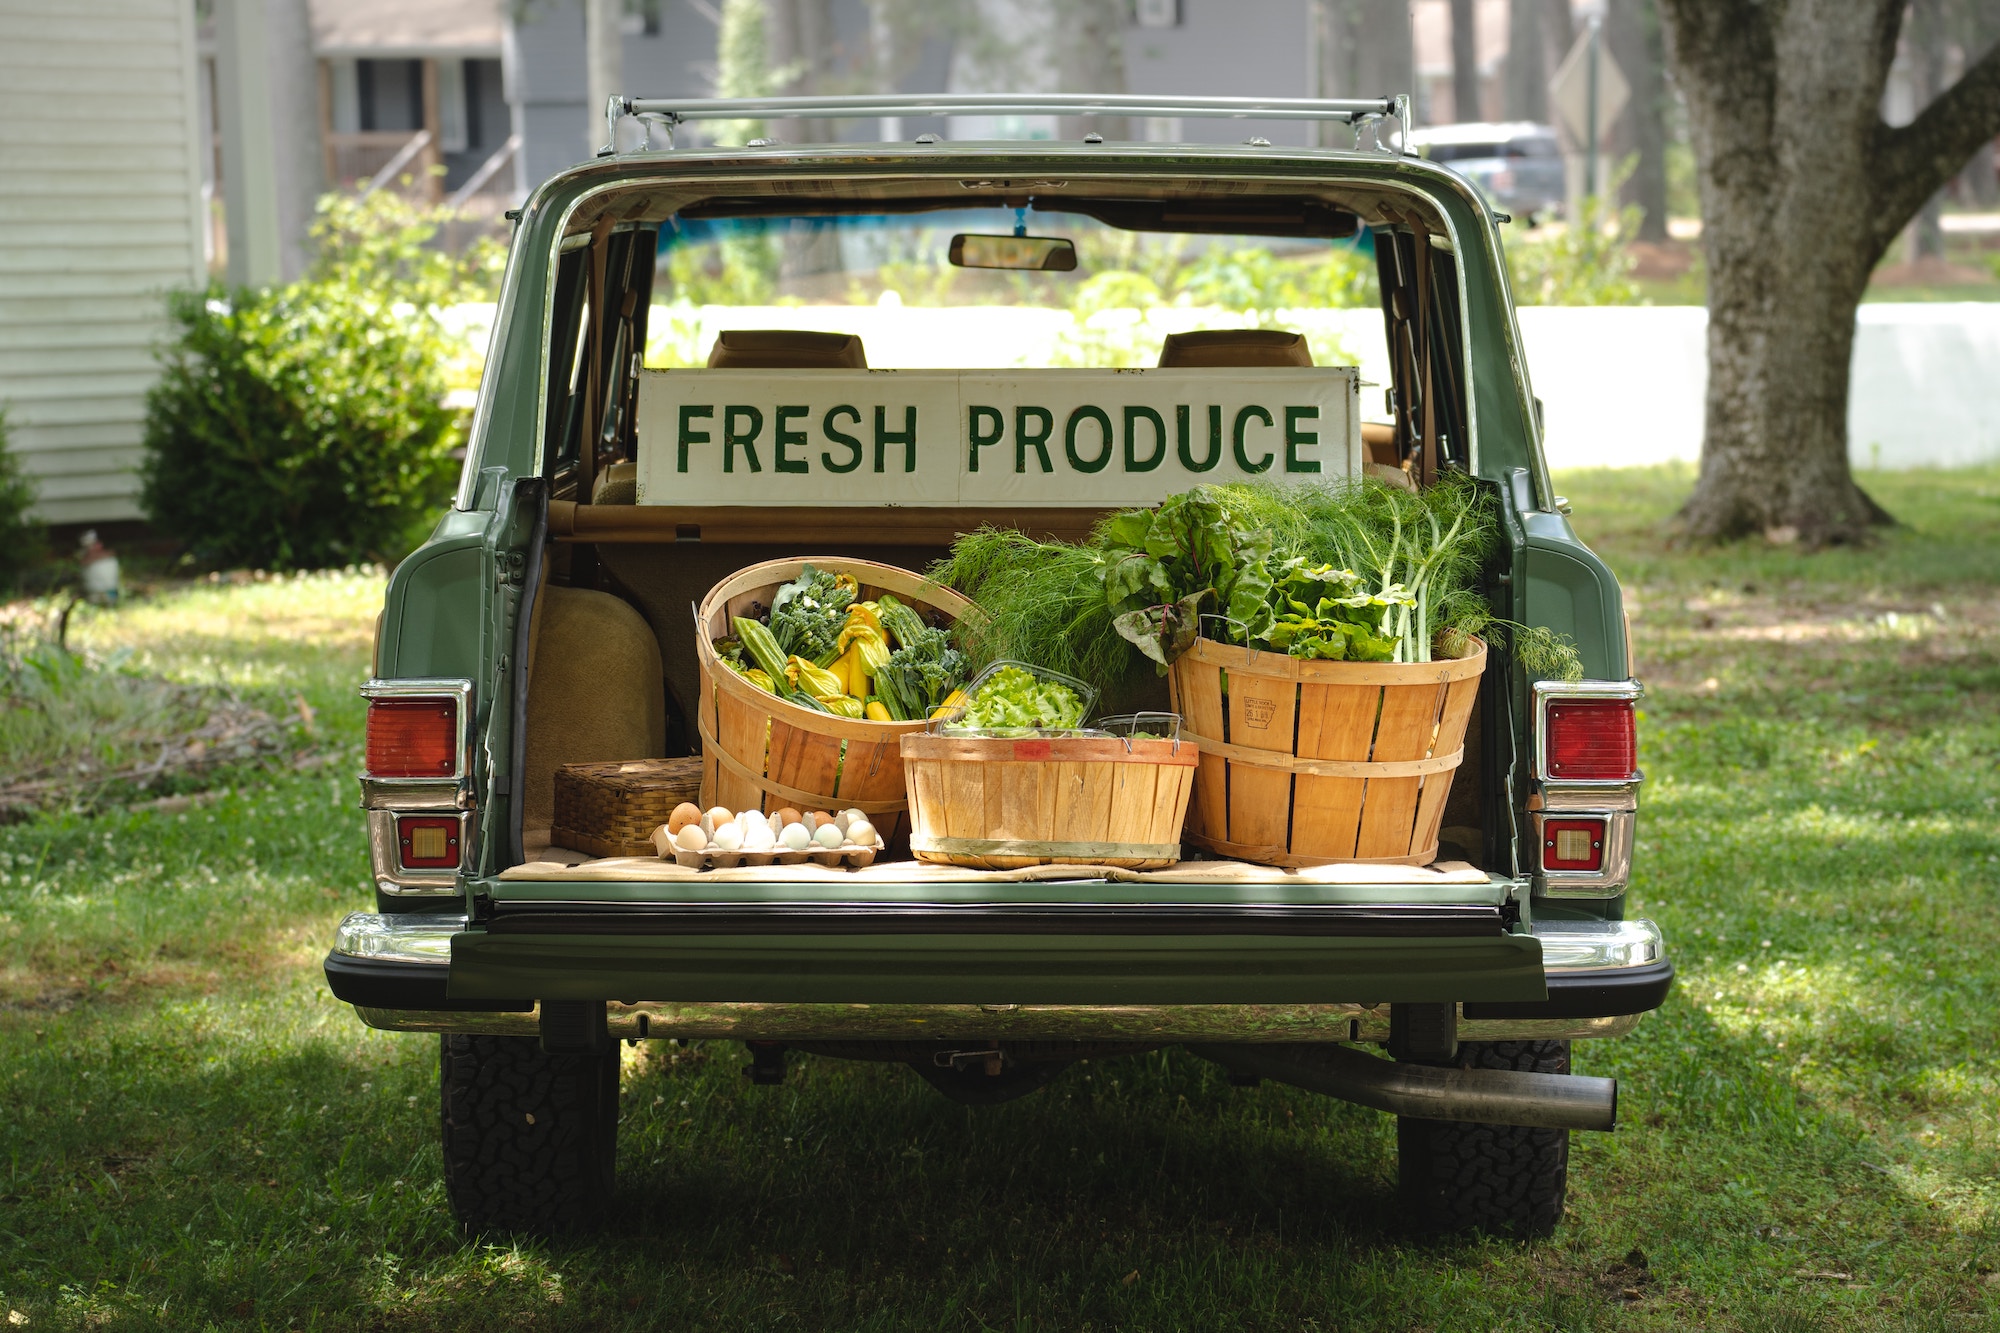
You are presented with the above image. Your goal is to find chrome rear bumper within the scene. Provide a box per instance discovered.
[325,913,1669,1042]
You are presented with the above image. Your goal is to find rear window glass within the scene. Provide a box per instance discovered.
[645,205,1389,381]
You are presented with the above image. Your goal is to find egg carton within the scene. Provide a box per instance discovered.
[667,843,879,870]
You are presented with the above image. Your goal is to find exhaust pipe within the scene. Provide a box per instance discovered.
[1188,1043,1617,1132]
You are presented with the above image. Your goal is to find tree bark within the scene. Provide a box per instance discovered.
[1449,0,1480,122]
[1505,0,1546,122]
[1605,0,1669,242]
[1054,0,1129,141]
[1658,0,2000,546]
[768,0,844,288]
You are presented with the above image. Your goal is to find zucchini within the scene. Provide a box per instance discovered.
[874,593,930,650]
[732,616,794,697]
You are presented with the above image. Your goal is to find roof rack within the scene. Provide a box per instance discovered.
[603,93,1411,156]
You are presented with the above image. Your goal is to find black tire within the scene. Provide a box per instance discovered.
[439,1034,619,1233]
[1396,1039,1570,1239]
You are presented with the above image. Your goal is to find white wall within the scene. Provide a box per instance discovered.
[1522,304,2000,472]
[0,0,208,525]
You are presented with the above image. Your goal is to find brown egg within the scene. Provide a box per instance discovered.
[775,806,803,828]
[666,802,702,834]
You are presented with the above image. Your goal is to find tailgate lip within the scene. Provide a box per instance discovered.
[482,900,1507,937]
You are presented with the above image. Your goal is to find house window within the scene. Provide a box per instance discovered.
[356,58,424,133]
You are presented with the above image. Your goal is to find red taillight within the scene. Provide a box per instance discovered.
[366,698,458,777]
[1545,699,1636,781]
[1542,817,1606,871]
[397,816,461,869]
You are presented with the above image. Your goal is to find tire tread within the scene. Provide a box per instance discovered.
[438,1034,618,1233]
[1397,1039,1570,1238]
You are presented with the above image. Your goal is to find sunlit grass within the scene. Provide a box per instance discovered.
[0,473,1997,1329]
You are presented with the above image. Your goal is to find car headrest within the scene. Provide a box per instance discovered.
[706,330,868,369]
[1157,329,1314,368]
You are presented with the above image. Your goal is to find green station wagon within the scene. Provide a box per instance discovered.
[323,93,1670,1237]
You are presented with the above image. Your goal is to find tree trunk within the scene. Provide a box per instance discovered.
[768,0,844,289]
[1966,140,1999,208]
[1449,0,1480,122]
[1605,0,1669,242]
[1054,0,1129,141]
[1505,0,1546,122]
[1660,0,2000,546]
[1339,0,1415,110]
[1907,0,1950,262]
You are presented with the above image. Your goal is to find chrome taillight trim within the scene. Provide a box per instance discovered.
[1531,678,1644,787]
[1531,809,1635,898]
[359,678,475,897]
[1530,679,1643,898]
[359,677,474,783]
[366,810,471,896]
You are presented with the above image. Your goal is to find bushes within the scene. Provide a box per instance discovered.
[141,192,500,570]
[0,409,44,593]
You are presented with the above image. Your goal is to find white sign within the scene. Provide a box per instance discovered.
[1549,23,1629,148]
[634,367,1359,507]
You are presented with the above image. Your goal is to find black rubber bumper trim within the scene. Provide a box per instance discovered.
[322,952,531,1012]
[483,902,1507,937]
[1462,959,1675,1020]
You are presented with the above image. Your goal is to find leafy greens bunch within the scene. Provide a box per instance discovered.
[1097,488,1276,668]
[936,475,1577,699]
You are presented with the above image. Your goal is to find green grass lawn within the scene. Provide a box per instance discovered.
[2,471,1997,1331]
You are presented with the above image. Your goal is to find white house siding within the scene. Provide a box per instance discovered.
[0,0,206,525]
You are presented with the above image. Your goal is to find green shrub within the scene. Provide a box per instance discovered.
[1505,167,1644,307]
[0,409,44,593]
[140,192,499,570]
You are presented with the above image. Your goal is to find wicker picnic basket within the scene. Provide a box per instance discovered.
[1166,637,1485,867]
[694,557,976,845]
[899,733,1198,871]
[551,756,704,858]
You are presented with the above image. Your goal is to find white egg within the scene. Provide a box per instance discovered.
[709,822,743,852]
[675,824,708,852]
[846,819,877,848]
[743,823,776,851]
[779,822,812,851]
[813,822,844,850]
[739,809,768,831]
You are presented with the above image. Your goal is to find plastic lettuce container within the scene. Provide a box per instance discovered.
[1093,712,1182,743]
[930,660,1098,737]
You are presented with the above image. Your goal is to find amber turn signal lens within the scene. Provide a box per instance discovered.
[1546,699,1636,781]
[1542,818,1606,872]
[397,816,460,869]
[366,698,457,777]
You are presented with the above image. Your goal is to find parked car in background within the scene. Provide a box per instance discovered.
[1408,122,1566,222]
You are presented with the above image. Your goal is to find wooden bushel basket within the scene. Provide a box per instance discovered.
[900,733,1199,870]
[695,557,975,844]
[1167,637,1485,867]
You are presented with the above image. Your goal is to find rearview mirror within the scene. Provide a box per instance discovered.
[948,233,1078,271]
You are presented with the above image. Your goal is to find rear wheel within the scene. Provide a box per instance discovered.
[439,1034,619,1233]
[1396,1039,1570,1238]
